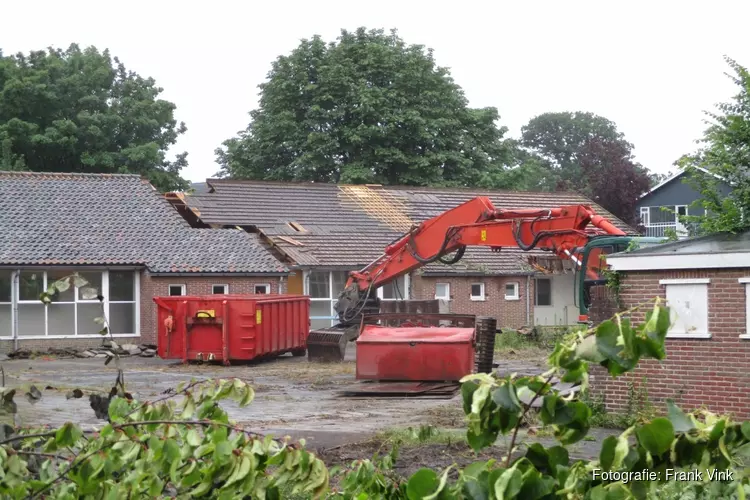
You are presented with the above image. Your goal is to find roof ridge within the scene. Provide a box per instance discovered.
[0,171,144,179]
[204,178,591,197]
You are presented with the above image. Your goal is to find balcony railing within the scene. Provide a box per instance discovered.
[643,222,689,239]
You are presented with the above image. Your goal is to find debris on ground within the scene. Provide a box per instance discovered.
[6,343,159,361]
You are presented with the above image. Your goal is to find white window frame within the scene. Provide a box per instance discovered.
[660,278,711,339]
[376,274,410,301]
[169,284,186,296]
[739,277,750,339]
[0,270,11,337]
[212,284,228,294]
[470,282,485,301]
[304,270,353,328]
[505,282,520,301]
[254,284,271,294]
[535,278,552,307]
[1,269,140,340]
[435,282,451,301]
[639,206,649,226]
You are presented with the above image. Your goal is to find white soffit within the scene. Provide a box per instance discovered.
[607,252,750,271]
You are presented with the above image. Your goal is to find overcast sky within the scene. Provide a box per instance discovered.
[5,0,750,183]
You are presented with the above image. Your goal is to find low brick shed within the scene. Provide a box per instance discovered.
[588,231,750,419]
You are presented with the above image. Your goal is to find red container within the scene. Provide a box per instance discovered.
[153,294,310,365]
[355,325,476,382]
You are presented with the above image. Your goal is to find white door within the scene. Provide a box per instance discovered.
[675,205,688,236]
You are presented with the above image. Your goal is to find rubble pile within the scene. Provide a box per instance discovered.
[6,342,158,360]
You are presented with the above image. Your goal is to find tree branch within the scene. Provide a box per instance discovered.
[506,373,555,467]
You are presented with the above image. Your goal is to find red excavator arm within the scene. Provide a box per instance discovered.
[334,196,625,321]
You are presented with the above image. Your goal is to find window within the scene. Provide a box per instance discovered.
[741,278,750,339]
[306,270,353,329]
[169,284,185,296]
[0,271,12,337]
[470,283,485,301]
[435,283,450,300]
[535,279,552,306]
[660,279,710,338]
[212,284,228,294]
[2,269,139,338]
[378,275,409,300]
[254,284,270,294]
[639,206,649,226]
[505,282,520,300]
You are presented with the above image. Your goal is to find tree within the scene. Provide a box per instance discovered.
[520,111,631,187]
[519,111,657,223]
[578,138,651,226]
[0,44,189,192]
[676,56,750,235]
[216,27,514,186]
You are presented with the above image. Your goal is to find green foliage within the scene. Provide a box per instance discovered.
[519,112,655,224]
[676,55,750,235]
[2,283,746,498]
[216,27,515,187]
[0,44,189,192]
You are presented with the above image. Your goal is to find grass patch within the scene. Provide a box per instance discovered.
[374,425,467,447]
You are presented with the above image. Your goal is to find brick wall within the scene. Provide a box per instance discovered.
[589,268,750,419]
[140,273,284,344]
[411,274,533,328]
[588,285,620,323]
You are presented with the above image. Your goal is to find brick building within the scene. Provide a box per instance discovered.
[0,172,288,352]
[589,231,750,419]
[168,180,634,329]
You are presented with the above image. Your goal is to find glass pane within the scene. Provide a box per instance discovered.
[0,304,10,336]
[471,284,483,296]
[77,303,103,335]
[110,303,135,334]
[18,303,45,336]
[109,271,135,301]
[309,272,330,298]
[47,270,76,302]
[536,279,552,306]
[436,284,449,298]
[505,284,516,295]
[48,303,75,335]
[78,272,103,301]
[331,271,350,296]
[254,285,268,294]
[169,285,184,296]
[212,285,227,294]
[0,271,11,302]
[310,300,331,317]
[19,271,43,301]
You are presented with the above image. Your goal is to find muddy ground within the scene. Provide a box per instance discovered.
[0,345,615,476]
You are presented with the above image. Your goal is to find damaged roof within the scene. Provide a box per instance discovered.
[173,179,636,275]
[0,172,288,275]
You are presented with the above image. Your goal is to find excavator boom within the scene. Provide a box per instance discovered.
[308,196,627,362]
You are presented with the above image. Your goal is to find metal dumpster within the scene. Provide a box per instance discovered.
[153,294,310,365]
[355,323,476,382]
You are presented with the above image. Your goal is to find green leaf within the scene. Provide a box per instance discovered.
[599,435,629,472]
[406,468,440,499]
[55,422,83,447]
[596,320,636,376]
[741,422,750,441]
[666,400,696,433]
[494,467,523,499]
[164,438,181,462]
[636,418,674,456]
[186,429,201,447]
[491,381,522,413]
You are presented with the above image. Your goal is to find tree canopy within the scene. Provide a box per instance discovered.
[215,27,515,186]
[0,44,189,192]
[677,56,750,235]
[516,111,655,224]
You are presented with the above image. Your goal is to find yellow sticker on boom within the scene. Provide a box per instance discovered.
[256,309,262,324]
[481,230,487,242]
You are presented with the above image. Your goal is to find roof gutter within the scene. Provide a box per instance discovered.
[147,272,289,277]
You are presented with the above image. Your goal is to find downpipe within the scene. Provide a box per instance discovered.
[526,275,531,325]
[12,270,19,351]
